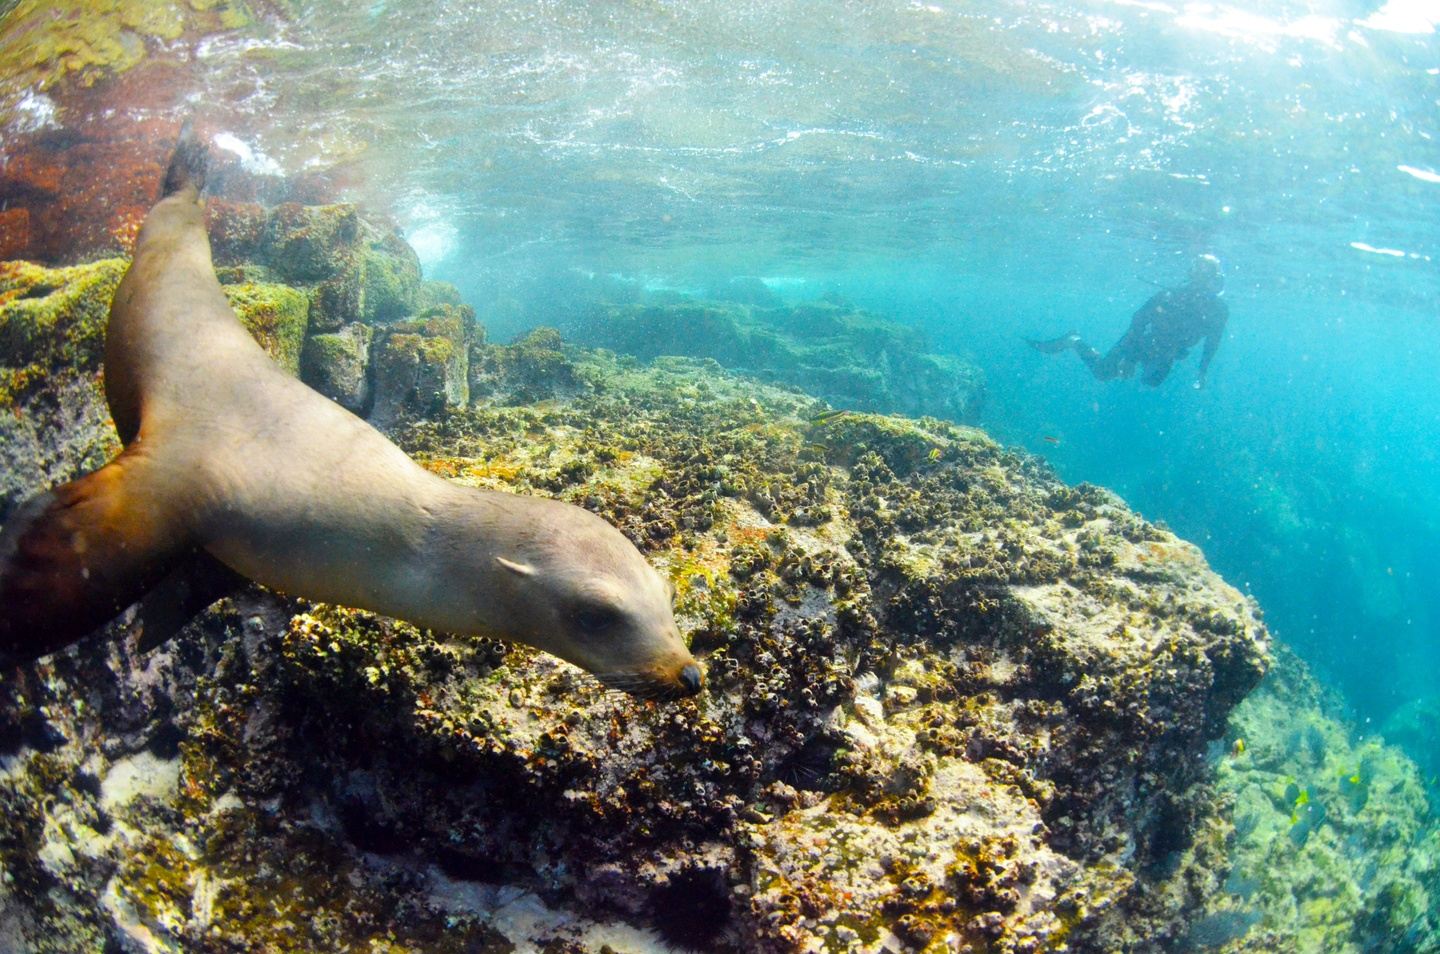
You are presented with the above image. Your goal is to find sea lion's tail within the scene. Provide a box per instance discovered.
[0,450,196,665]
[160,120,208,199]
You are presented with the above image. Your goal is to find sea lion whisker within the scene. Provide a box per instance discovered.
[595,670,683,701]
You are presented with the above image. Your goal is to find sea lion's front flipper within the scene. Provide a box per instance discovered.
[0,451,193,665]
[133,552,246,654]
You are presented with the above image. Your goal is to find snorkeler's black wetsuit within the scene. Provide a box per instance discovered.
[1073,284,1227,387]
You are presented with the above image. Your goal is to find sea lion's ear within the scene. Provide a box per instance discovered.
[495,556,536,577]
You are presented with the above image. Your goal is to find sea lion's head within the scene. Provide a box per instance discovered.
[486,497,703,701]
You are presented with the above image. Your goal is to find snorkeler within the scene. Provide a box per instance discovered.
[1028,254,1228,389]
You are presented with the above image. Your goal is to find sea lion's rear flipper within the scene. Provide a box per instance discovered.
[133,552,246,654]
[0,453,193,665]
[161,119,208,199]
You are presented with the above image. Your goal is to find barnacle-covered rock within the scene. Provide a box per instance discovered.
[0,250,1431,953]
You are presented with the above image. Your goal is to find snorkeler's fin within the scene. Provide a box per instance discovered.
[133,552,246,654]
[1026,332,1082,354]
[0,451,194,665]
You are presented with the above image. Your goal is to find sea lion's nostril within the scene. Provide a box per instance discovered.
[678,663,703,695]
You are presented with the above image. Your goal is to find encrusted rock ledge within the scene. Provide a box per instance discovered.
[0,234,1299,952]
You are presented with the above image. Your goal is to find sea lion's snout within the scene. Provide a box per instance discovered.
[595,657,704,701]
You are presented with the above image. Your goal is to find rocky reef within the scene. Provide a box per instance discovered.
[564,296,986,425]
[1187,647,1440,952]
[0,209,1432,953]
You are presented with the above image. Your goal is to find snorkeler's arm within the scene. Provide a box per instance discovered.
[1194,300,1228,388]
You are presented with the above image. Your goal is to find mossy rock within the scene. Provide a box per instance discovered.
[417,279,464,310]
[308,262,364,334]
[0,258,127,406]
[262,203,362,286]
[222,282,310,375]
[360,228,422,324]
[214,263,275,286]
[301,323,373,414]
[571,297,986,423]
[470,326,586,406]
[209,202,425,332]
[369,305,473,424]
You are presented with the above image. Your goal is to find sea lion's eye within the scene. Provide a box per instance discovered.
[574,604,622,634]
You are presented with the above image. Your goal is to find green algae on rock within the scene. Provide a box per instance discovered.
[565,297,987,424]
[301,322,374,413]
[0,258,127,407]
[211,201,425,334]
[1197,647,1440,953]
[221,281,309,375]
[370,304,476,424]
[0,0,251,97]
[0,259,126,511]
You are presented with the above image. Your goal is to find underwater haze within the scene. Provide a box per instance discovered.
[170,0,1439,728]
[2,0,1440,950]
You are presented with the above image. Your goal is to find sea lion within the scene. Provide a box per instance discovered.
[0,127,702,701]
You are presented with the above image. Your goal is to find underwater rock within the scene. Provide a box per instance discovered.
[210,200,425,333]
[566,297,987,424]
[360,226,424,324]
[368,304,475,426]
[469,326,589,406]
[1201,646,1440,952]
[221,281,310,376]
[0,251,1290,951]
[0,259,127,513]
[705,275,783,307]
[301,322,374,414]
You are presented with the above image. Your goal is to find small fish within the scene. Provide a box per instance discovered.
[1041,435,1062,445]
[1231,738,1245,756]
[927,448,943,461]
[809,408,852,425]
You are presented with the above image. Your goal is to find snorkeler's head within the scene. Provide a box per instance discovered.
[1189,253,1224,293]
